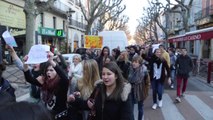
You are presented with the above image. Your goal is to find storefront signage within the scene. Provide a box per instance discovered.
[168,30,213,42]
[56,29,65,37]
[39,27,65,37]
[39,27,56,36]
[0,1,26,29]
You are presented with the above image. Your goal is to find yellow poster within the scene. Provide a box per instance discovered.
[85,35,103,48]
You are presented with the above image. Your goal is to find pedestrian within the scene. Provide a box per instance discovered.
[67,59,101,120]
[69,62,133,120]
[149,49,171,109]
[159,44,170,67]
[88,62,133,120]
[7,45,45,101]
[168,48,177,89]
[68,54,83,94]
[54,49,69,74]
[112,48,120,60]
[175,48,193,103]
[23,51,69,119]
[117,50,131,79]
[128,46,138,61]
[96,46,111,75]
[0,62,15,98]
[128,55,150,120]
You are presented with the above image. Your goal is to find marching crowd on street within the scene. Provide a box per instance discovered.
[0,43,194,120]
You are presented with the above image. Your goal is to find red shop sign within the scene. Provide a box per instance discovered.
[168,30,213,42]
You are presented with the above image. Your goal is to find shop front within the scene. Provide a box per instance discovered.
[0,1,26,63]
[38,27,66,53]
[168,27,213,60]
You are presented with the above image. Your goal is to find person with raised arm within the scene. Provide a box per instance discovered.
[23,51,69,119]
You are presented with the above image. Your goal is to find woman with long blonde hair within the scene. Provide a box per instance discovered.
[67,59,100,120]
[77,59,101,100]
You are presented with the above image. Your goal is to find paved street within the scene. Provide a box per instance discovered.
[3,64,213,120]
[141,76,213,120]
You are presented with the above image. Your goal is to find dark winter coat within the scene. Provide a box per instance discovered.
[73,82,133,120]
[117,61,130,79]
[0,78,15,98]
[24,65,69,115]
[149,55,170,84]
[175,55,193,78]
[94,83,132,120]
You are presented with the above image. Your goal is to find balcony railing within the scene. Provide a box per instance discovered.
[53,0,69,12]
[69,19,86,31]
[195,5,213,21]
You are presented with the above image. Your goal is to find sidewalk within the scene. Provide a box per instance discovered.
[2,64,30,98]
[194,75,213,88]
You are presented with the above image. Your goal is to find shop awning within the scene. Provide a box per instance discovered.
[168,27,213,42]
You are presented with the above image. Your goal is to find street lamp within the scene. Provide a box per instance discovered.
[66,8,75,53]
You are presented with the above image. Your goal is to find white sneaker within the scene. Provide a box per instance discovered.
[158,100,163,107]
[152,103,157,110]
[170,84,174,89]
[175,97,181,103]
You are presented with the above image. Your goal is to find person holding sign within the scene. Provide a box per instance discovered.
[23,51,69,119]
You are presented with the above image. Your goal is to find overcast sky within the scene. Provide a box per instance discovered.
[122,0,145,35]
[123,0,176,35]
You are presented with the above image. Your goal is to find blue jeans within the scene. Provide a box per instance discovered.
[131,89,144,120]
[151,79,164,104]
[170,70,176,84]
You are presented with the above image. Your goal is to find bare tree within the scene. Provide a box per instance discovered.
[136,7,159,43]
[134,24,148,44]
[79,0,125,34]
[135,0,193,45]
[99,8,127,31]
[106,15,129,31]
[24,0,55,53]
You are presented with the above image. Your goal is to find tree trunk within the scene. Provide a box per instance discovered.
[86,21,93,35]
[25,13,36,54]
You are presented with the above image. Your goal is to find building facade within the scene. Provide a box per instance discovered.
[0,0,88,54]
[159,0,213,60]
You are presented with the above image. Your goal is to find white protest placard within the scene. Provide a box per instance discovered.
[152,44,161,53]
[39,44,50,51]
[2,31,18,47]
[25,44,49,64]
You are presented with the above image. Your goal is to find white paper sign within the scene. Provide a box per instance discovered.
[152,44,161,53]
[40,44,50,51]
[2,31,18,47]
[25,44,49,64]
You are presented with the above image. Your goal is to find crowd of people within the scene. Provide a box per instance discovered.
[0,43,193,120]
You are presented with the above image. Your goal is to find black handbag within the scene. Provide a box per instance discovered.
[87,88,100,120]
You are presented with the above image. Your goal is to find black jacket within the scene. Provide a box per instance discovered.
[73,83,133,120]
[117,61,130,79]
[175,55,193,78]
[24,65,69,114]
[0,78,15,98]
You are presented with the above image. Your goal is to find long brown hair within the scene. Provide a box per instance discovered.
[103,62,126,100]
[41,62,60,102]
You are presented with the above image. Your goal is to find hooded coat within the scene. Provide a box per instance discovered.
[93,82,133,120]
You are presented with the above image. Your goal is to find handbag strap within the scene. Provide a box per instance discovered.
[101,85,105,120]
